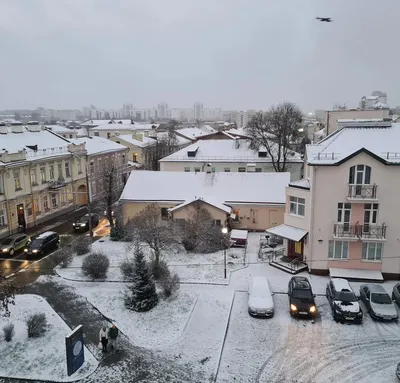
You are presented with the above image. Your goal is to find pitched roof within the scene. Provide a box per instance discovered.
[306,123,400,165]
[120,171,289,205]
[175,127,216,140]
[159,139,303,163]
[168,198,232,214]
[69,137,127,155]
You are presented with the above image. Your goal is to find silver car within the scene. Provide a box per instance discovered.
[359,284,398,321]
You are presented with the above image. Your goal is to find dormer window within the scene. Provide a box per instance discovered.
[349,165,371,185]
[258,151,267,158]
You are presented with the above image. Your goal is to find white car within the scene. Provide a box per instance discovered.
[248,276,274,317]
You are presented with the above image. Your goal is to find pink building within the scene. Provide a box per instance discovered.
[266,120,399,281]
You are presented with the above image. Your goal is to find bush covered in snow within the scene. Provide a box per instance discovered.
[54,247,73,268]
[74,237,92,256]
[161,273,180,297]
[110,225,125,242]
[149,258,171,281]
[3,323,15,342]
[125,244,158,312]
[26,313,47,338]
[120,258,135,281]
[82,252,110,279]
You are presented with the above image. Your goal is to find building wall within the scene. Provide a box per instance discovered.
[309,152,400,275]
[325,109,389,135]
[89,129,139,139]
[171,202,228,225]
[121,201,179,223]
[159,161,302,181]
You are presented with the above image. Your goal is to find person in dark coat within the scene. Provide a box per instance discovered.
[99,326,108,352]
[109,324,119,351]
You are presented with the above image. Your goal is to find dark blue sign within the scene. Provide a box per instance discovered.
[66,325,85,376]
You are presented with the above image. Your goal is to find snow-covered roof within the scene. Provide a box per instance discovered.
[289,178,310,189]
[44,125,75,133]
[226,128,251,138]
[330,278,353,292]
[365,96,378,100]
[373,102,389,109]
[116,133,191,148]
[230,229,248,240]
[89,123,156,132]
[175,127,216,140]
[306,123,400,165]
[265,224,308,242]
[336,118,384,123]
[80,119,136,127]
[168,197,232,214]
[120,171,290,205]
[159,139,303,163]
[69,137,127,156]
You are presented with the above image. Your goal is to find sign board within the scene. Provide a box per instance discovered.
[65,325,85,376]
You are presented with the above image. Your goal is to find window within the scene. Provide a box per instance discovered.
[194,167,200,173]
[65,161,71,177]
[34,199,39,214]
[224,168,230,172]
[51,193,57,208]
[328,241,349,259]
[27,207,32,216]
[349,165,371,185]
[49,164,55,179]
[363,203,378,233]
[289,196,305,216]
[60,192,65,205]
[337,203,351,231]
[184,167,191,172]
[77,159,82,174]
[214,219,221,226]
[57,162,63,179]
[258,151,267,158]
[13,170,21,190]
[43,196,49,210]
[40,167,46,183]
[255,168,262,172]
[107,133,111,138]
[91,182,97,196]
[362,242,382,261]
[0,174,4,194]
[90,161,94,174]
[94,131,99,137]
[30,169,37,185]
[161,207,169,219]
[238,167,246,172]
[0,209,6,226]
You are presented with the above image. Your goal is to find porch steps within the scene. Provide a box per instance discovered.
[269,260,308,275]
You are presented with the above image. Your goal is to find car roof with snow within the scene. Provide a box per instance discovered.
[249,276,271,297]
[292,276,311,289]
[362,284,388,294]
[36,231,57,239]
[331,278,353,292]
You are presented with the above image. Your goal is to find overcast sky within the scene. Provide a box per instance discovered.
[1,0,399,112]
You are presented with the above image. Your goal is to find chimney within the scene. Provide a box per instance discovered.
[10,123,24,134]
[234,137,240,149]
[206,163,212,174]
[133,132,143,141]
[0,123,7,134]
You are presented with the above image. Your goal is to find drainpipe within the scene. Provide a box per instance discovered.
[70,154,76,211]
[28,162,37,227]
[309,166,317,272]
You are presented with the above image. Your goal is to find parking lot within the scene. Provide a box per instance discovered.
[0,216,110,279]
[218,291,400,383]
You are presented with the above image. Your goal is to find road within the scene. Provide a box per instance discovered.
[0,216,110,287]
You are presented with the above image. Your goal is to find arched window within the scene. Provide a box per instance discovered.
[349,165,371,185]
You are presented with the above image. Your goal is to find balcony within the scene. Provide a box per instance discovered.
[48,179,67,190]
[347,184,377,202]
[333,223,386,241]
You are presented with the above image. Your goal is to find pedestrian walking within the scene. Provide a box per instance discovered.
[109,324,119,351]
[99,326,109,352]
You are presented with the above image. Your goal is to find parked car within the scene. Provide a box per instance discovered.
[230,229,248,247]
[360,284,398,322]
[326,278,363,323]
[73,213,100,232]
[288,276,317,317]
[248,276,274,317]
[0,234,30,256]
[24,231,59,257]
[391,283,400,307]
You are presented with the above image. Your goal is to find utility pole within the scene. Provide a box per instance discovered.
[222,227,228,279]
[85,157,93,238]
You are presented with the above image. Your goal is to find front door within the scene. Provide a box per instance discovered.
[288,240,303,258]
[269,210,280,226]
[16,204,26,231]
[337,203,351,233]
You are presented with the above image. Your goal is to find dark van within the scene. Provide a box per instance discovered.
[24,231,60,257]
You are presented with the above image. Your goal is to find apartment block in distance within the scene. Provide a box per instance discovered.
[266,119,400,280]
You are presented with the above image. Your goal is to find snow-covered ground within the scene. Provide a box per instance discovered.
[56,235,247,284]
[217,292,400,383]
[0,295,98,382]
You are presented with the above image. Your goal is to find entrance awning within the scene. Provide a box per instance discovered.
[329,268,383,282]
[265,224,308,242]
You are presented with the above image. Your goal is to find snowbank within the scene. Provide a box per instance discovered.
[0,294,98,382]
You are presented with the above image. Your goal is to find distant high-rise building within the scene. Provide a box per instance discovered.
[157,102,168,119]
[194,102,203,121]
[235,111,248,129]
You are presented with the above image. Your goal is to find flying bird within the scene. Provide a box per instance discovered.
[316,17,332,22]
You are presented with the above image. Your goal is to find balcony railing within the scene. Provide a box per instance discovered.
[333,223,387,240]
[348,184,377,199]
[48,180,67,190]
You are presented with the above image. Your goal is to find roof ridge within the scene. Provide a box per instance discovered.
[318,127,346,153]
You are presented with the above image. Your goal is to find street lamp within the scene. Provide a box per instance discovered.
[222,227,228,279]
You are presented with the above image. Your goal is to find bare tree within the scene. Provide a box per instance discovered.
[0,276,16,317]
[246,102,303,172]
[142,130,179,171]
[130,204,176,265]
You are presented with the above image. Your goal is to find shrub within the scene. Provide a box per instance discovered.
[82,252,110,279]
[124,245,158,312]
[182,237,197,251]
[3,323,15,342]
[73,237,92,255]
[149,258,170,281]
[161,273,180,297]
[26,313,47,338]
[120,258,135,281]
[54,247,73,268]
[110,226,125,242]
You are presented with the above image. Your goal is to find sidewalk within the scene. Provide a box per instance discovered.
[0,276,201,383]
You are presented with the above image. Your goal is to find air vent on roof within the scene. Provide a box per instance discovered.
[10,125,24,134]
[187,147,199,157]
[26,125,42,132]
[26,145,38,151]
[0,125,7,134]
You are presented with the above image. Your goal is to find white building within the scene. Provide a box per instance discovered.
[159,139,303,180]
[194,102,204,121]
[157,102,168,119]
[235,111,248,129]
